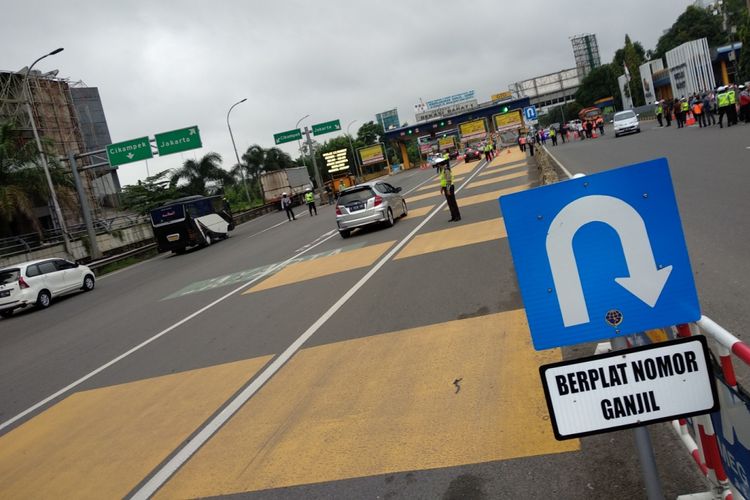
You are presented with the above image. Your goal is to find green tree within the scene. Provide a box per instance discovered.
[737,11,750,81]
[120,170,187,214]
[654,6,727,58]
[575,64,623,110]
[0,120,76,236]
[613,35,648,106]
[356,121,383,145]
[169,152,232,195]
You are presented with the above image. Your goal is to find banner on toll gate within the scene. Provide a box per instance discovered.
[711,375,750,498]
[358,143,386,166]
[459,118,487,142]
[493,110,523,132]
[540,337,718,440]
[438,136,455,151]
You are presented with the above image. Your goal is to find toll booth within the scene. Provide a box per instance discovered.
[382,96,531,169]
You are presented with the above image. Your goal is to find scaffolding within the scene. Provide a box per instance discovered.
[570,33,601,78]
[0,69,114,231]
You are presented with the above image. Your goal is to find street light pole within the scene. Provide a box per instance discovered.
[346,119,362,181]
[227,98,251,204]
[22,48,72,256]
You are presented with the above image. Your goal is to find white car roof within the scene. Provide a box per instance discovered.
[0,258,68,271]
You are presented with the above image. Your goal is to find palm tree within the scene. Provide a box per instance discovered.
[169,152,233,195]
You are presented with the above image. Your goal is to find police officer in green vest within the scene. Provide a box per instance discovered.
[305,189,317,216]
[655,101,663,127]
[717,86,731,128]
[678,97,689,128]
[439,160,461,222]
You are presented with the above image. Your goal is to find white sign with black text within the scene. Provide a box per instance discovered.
[540,337,718,440]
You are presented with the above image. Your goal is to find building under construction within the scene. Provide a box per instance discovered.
[0,67,120,234]
[571,33,601,78]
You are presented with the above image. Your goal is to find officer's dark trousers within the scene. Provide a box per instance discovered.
[444,185,461,221]
[285,207,295,221]
[718,108,727,128]
[308,202,317,216]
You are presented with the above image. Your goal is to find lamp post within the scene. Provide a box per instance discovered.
[227,98,251,204]
[346,119,362,181]
[22,48,71,255]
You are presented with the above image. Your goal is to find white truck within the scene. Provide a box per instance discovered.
[260,167,313,206]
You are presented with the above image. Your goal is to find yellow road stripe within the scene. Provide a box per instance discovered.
[157,310,577,498]
[404,205,435,219]
[488,149,526,167]
[445,184,531,210]
[477,163,528,177]
[465,171,529,189]
[0,356,273,499]
[452,160,480,175]
[244,241,395,294]
[395,219,507,260]
[407,190,442,203]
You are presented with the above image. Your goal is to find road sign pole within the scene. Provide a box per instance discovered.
[611,335,665,500]
[68,152,101,260]
[304,126,324,198]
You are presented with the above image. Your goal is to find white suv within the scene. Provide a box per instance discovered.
[0,259,95,318]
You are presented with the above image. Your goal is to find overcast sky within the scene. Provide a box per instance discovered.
[2,0,694,187]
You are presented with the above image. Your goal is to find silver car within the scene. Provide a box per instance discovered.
[335,181,408,238]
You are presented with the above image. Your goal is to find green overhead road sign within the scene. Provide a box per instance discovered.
[106,137,153,166]
[274,128,302,145]
[155,126,202,156]
[312,119,341,136]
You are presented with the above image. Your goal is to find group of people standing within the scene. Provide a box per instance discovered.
[280,189,318,221]
[654,83,750,129]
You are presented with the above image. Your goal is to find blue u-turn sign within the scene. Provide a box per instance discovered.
[523,106,537,121]
[499,158,701,350]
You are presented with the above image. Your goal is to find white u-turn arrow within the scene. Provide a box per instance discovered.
[545,195,673,327]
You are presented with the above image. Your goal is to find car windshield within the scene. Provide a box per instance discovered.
[615,111,636,120]
[0,269,20,285]
[338,187,374,205]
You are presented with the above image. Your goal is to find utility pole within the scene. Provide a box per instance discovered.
[303,126,324,199]
[68,152,101,259]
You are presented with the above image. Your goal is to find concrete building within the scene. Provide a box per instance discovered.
[0,69,120,233]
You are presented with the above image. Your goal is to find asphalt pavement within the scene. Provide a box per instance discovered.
[546,120,750,339]
[0,150,709,499]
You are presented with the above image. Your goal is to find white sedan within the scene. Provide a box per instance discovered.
[0,258,95,318]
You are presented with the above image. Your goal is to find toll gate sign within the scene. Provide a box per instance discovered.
[540,337,718,440]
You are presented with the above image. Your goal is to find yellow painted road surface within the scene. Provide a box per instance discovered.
[0,149,550,499]
[156,310,578,498]
[0,357,273,499]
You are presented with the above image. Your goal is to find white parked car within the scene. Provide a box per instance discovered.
[613,110,641,137]
[0,259,95,318]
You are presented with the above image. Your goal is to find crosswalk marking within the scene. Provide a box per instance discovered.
[395,219,507,260]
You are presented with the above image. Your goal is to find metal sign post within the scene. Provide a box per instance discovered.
[303,126,324,198]
[611,335,665,500]
[67,152,102,260]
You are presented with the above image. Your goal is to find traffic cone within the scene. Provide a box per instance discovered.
[686,112,695,126]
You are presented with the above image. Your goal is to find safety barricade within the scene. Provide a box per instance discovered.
[666,317,750,500]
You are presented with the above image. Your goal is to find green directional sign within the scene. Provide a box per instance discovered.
[274,128,302,145]
[312,119,341,136]
[106,137,153,166]
[155,126,202,156]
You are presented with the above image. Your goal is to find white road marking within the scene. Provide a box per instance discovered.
[132,159,490,499]
[542,146,574,179]
[0,230,338,435]
[244,211,308,239]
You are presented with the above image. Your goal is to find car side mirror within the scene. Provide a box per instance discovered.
[395,186,402,193]
[636,113,640,117]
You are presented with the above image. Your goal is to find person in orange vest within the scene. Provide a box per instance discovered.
[595,116,605,135]
[691,96,703,128]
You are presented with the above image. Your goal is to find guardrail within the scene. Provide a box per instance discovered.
[87,243,158,274]
[669,318,750,500]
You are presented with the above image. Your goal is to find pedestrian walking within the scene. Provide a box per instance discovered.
[550,126,558,146]
[304,189,317,216]
[439,161,461,222]
[527,132,536,156]
[281,192,295,221]
[691,98,704,128]
[704,92,716,126]
[585,120,594,138]
[484,142,492,162]
[596,116,605,135]
[325,185,334,205]
[518,132,526,152]
[560,122,568,143]
[665,100,672,127]
[717,86,731,128]
[739,85,750,124]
